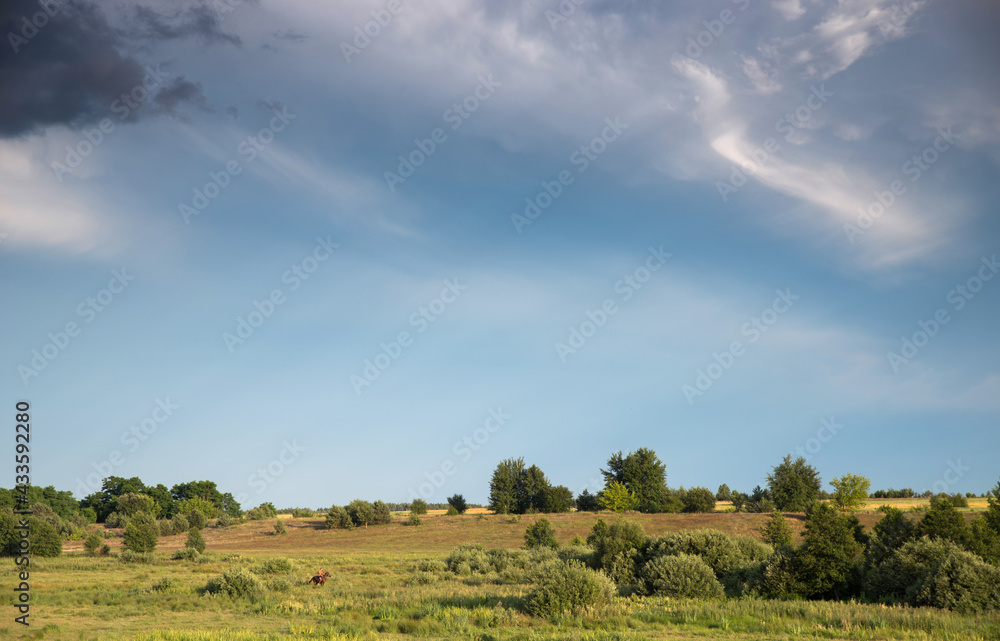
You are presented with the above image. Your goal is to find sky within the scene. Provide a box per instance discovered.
[1,0,999,509]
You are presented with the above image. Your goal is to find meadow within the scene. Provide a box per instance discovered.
[3,501,999,641]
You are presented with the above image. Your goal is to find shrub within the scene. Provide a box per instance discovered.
[105,511,130,529]
[867,537,1000,613]
[171,513,190,533]
[641,553,725,598]
[642,529,772,577]
[325,505,353,529]
[186,526,206,553]
[446,505,459,516]
[866,507,918,569]
[406,513,421,526]
[216,513,237,528]
[410,499,428,515]
[119,549,152,564]
[558,545,593,565]
[289,508,314,518]
[116,493,157,517]
[156,519,177,537]
[172,547,201,561]
[447,494,469,514]
[83,531,104,556]
[446,544,492,574]
[205,567,265,600]
[919,496,968,544]
[761,545,803,598]
[524,518,558,549]
[575,489,600,512]
[681,487,717,513]
[123,513,158,554]
[273,520,287,535]
[254,557,293,574]
[266,577,291,592]
[796,502,864,599]
[346,500,376,528]
[372,500,393,525]
[761,511,794,547]
[587,518,646,585]
[526,560,615,616]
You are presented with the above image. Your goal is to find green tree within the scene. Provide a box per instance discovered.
[716,484,732,502]
[546,486,575,513]
[186,508,207,530]
[489,457,526,515]
[601,447,669,513]
[767,455,822,512]
[796,502,864,599]
[123,512,159,553]
[865,506,918,568]
[115,492,158,517]
[576,489,600,512]
[520,465,551,513]
[409,499,428,515]
[761,510,794,547]
[28,517,63,557]
[599,481,637,514]
[831,474,871,510]
[175,497,219,520]
[919,495,968,544]
[325,505,353,529]
[984,477,1000,534]
[84,531,104,556]
[346,499,376,528]
[372,500,393,525]
[186,526,206,553]
[273,519,287,535]
[447,494,468,514]
[681,487,717,513]
[170,480,224,513]
[524,517,558,549]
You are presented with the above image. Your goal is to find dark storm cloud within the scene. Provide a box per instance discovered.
[131,4,241,46]
[0,0,241,138]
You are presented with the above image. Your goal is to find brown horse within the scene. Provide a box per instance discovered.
[309,569,331,586]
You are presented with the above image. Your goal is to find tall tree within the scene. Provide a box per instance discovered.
[796,502,864,599]
[767,455,822,512]
[520,465,551,513]
[830,474,871,510]
[489,457,526,515]
[601,447,668,513]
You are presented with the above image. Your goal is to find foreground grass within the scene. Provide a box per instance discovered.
[2,511,998,640]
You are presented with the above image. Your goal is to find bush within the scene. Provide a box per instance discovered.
[157,519,177,537]
[171,513,190,533]
[796,502,864,599]
[119,549,152,564]
[641,553,725,598]
[266,577,291,592]
[84,531,104,556]
[761,511,794,547]
[446,505,459,516]
[205,567,265,600]
[575,490,600,512]
[406,513,421,526]
[446,544,492,574]
[642,529,772,577]
[105,511,130,529]
[289,508,314,518]
[123,513,158,553]
[867,537,1000,613]
[187,509,207,530]
[372,500,393,525]
[253,557,293,574]
[681,487,717,513]
[447,494,468,514]
[186,526,206,553]
[273,520,287,535]
[526,560,616,616]
[587,518,646,586]
[216,513,237,528]
[524,518,558,549]
[325,505,353,529]
[172,547,201,561]
[410,499,428,515]
[346,500,376,528]
[919,496,968,544]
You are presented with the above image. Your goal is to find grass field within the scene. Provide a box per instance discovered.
[3,506,998,641]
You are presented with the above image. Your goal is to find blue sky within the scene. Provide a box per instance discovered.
[2,0,998,509]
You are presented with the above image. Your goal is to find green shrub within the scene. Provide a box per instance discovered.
[447,494,469,514]
[641,553,725,598]
[150,577,173,592]
[445,505,459,516]
[215,513,237,528]
[123,513,158,553]
[187,509,207,530]
[410,499,428,515]
[681,487,717,513]
[119,549,152,564]
[557,545,593,565]
[526,560,615,616]
[346,500,377,527]
[919,497,968,544]
[156,519,177,537]
[205,567,265,600]
[266,576,291,592]
[172,547,201,561]
[760,545,802,598]
[761,511,794,547]
[186,526,206,553]
[372,500,393,525]
[171,513,190,533]
[406,513,421,526]
[273,519,287,535]
[83,531,104,556]
[587,518,646,585]
[524,518,558,549]
[642,529,772,577]
[254,557,293,574]
[325,505,353,529]
[105,511,130,529]
[446,544,492,574]
[415,559,447,572]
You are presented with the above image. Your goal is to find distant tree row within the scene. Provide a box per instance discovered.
[487,458,575,515]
